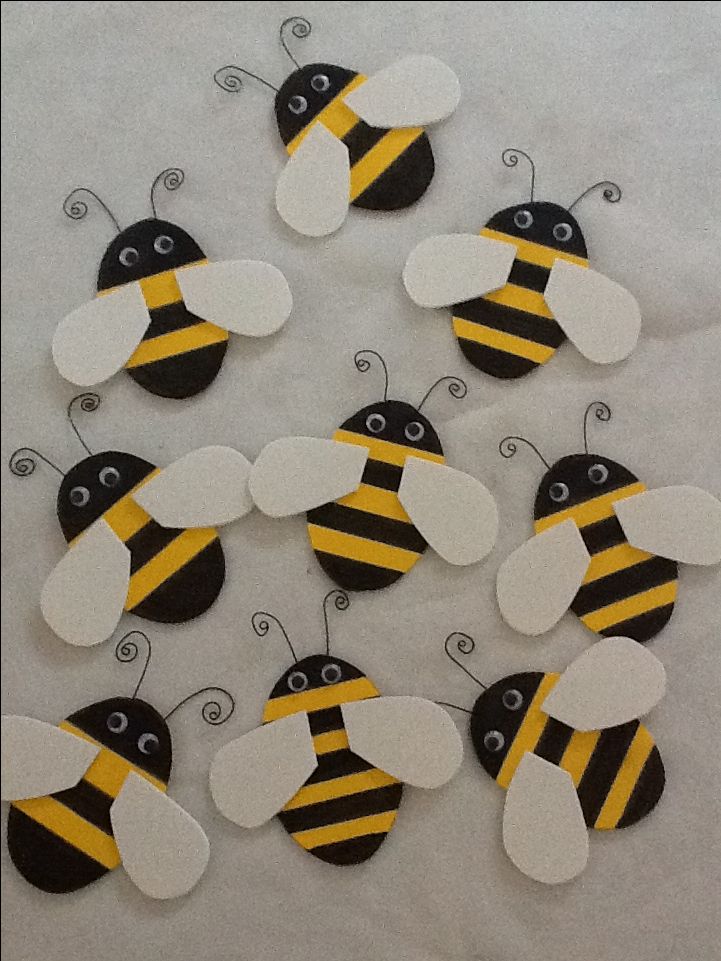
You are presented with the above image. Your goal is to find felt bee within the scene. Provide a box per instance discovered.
[210,592,462,865]
[214,16,460,236]
[403,149,642,379]
[9,393,254,646]
[440,631,667,883]
[53,168,292,399]
[1,632,235,897]
[496,402,721,642]
[248,350,499,591]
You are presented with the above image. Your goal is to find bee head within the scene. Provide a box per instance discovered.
[270,653,366,701]
[469,673,544,778]
[534,453,638,521]
[340,400,442,457]
[275,63,356,145]
[485,201,588,259]
[97,218,204,290]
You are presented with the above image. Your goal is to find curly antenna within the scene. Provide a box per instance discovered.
[213,65,279,94]
[114,631,152,699]
[67,393,100,456]
[163,687,236,726]
[583,401,612,454]
[567,181,622,213]
[252,611,298,663]
[279,16,312,69]
[502,148,536,202]
[498,435,550,471]
[322,589,349,656]
[62,188,121,234]
[9,448,64,478]
[354,349,389,402]
[150,167,184,219]
[416,375,467,413]
[444,632,487,690]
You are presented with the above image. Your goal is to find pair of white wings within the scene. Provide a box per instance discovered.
[249,436,499,565]
[497,486,721,635]
[276,56,460,236]
[1,715,208,899]
[403,233,642,365]
[210,696,462,828]
[502,636,666,884]
[53,260,292,387]
[42,446,254,647]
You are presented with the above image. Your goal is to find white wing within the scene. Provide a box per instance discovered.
[111,772,209,900]
[398,457,498,565]
[209,713,317,828]
[133,446,253,528]
[249,437,367,517]
[41,520,130,646]
[276,125,350,237]
[503,752,589,884]
[342,697,463,789]
[343,56,460,127]
[615,486,721,565]
[1,715,99,801]
[176,261,292,337]
[544,260,641,364]
[403,234,516,308]
[543,637,666,731]
[53,284,150,386]
[496,520,590,636]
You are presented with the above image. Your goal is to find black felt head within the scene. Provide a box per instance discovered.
[469,672,545,779]
[485,201,588,259]
[269,653,366,700]
[533,453,639,522]
[339,400,443,456]
[97,218,205,291]
[274,63,357,145]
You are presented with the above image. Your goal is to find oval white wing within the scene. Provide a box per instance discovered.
[249,437,367,517]
[276,125,350,237]
[403,234,516,308]
[111,772,209,900]
[209,713,317,828]
[343,56,460,127]
[53,284,150,386]
[544,260,641,364]
[503,752,589,884]
[342,697,463,789]
[615,486,721,565]
[133,446,253,528]
[1,715,99,801]
[543,637,666,731]
[398,458,498,565]
[177,261,292,337]
[496,520,590,636]
[41,520,131,646]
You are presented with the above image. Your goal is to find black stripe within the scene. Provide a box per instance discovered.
[302,831,393,865]
[127,340,228,399]
[52,780,113,834]
[342,121,388,166]
[126,520,182,574]
[361,459,403,492]
[571,558,678,617]
[580,516,628,554]
[507,259,549,292]
[577,721,639,827]
[616,746,665,828]
[598,604,675,644]
[352,133,434,211]
[533,718,574,767]
[455,339,541,379]
[305,750,373,784]
[130,538,225,623]
[307,503,426,553]
[308,706,344,736]
[144,302,208,338]
[279,784,402,834]
[313,551,406,591]
[454,298,566,349]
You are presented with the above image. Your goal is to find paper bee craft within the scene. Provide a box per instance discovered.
[248,350,499,591]
[1,632,235,898]
[53,167,292,399]
[214,16,460,236]
[440,632,666,883]
[496,402,721,642]
[9,393,254,646]
[210,591,463,865]
[403,149,641,379]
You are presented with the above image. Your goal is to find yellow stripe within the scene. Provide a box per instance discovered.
[349,127,424,201]
[12,796,120,870]
[58,723,167,793]
[125,322,229,369]
[534,482,647,533]
[69,470,160,547]
[287,75,367,154]
[284,769,398,810]
[560,729,601,787]
[452,316,555,364]
[483,283,554,319]
[97,259,208,304]
[496,673,560,789]
[594,725,655,830]
[292,810,398,850]
[336,484,411,522]
[262,678,378,723]
[480,228,589,269]
[581,581,678,633]
[582,542,654,584]
[308,524,420,573]
[312,729,350,755]
[124,528,218,611]
[332,429,445,467]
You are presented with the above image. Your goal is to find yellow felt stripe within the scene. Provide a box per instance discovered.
[559,729,601,787]
[286,75,367,154]
[58,723,167,793]
[581,581,678,633]
[452,316,555,364]
[97,259,208,303]
[125,322,229,369]
[496,673,560,789]
[480,228,589,269]
[284,769,398,811]
[262,678,378,723]
[349,127,424,201]
[534,482,647,533]
[594,726,655,830]
[336,484,411,522]
[312,729,350,755]
[292,810,398,850]
[332,429,445,467]
[308,524,420,573]
[582,542,654,584]
[12,796,120,870]
[67,470,160,547]
[124,528,218,611]
[483,283,554,319]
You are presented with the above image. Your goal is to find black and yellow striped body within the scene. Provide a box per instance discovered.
[58,451,225,623]
[276,64,434,211]
[471,672,665,831]
[263,655,402,865]
[7,697,171,893]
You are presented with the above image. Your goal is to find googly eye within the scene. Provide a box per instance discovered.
[69,486,90,507]
[310,74,330,92]
[137,732,160,755]
[553,222,573,242]
[153,234,174,254]
[321,663,342,685]
[588,463,609,485]
[502,689,524,711]
[99,466,120,488]
[483,730,505,753]
[549,481,570,503]
[287,671,309,693]
[365,413,386,434]
[119,246,139,267]
[404,421,425,442]
[288,95,308,115]
[513,209,533,230]
[106,711,128,734]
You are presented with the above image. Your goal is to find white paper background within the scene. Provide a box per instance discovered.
[2,2,720,959]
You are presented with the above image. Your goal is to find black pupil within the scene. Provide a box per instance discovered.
[108,713,124,731]
[70,487,87,505]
